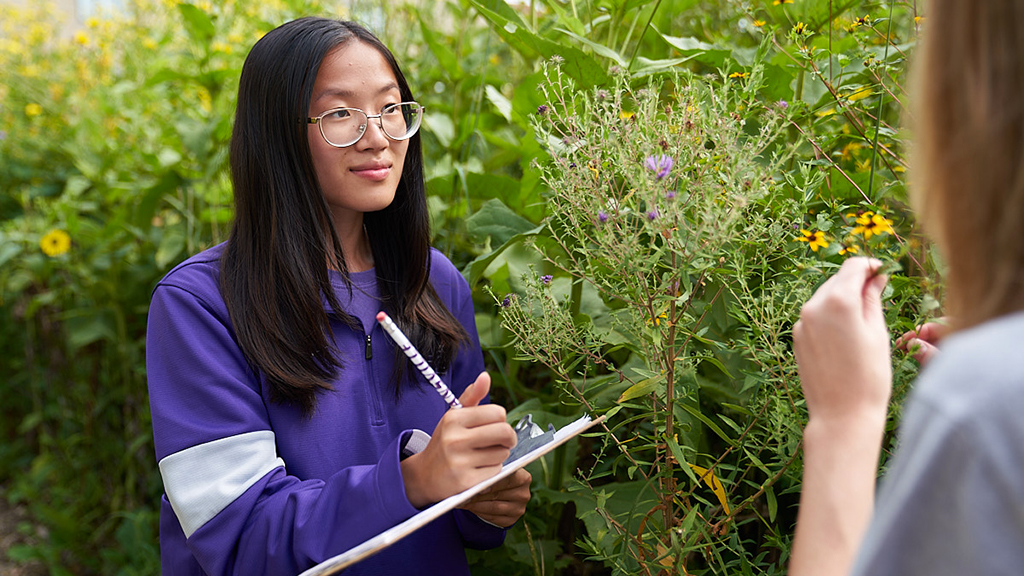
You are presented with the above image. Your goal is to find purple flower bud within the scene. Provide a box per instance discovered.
[598,211,609,223]
[647,210,659,221]
[540,275,553,285]
[537,104,549,115]
[778,100,789,109]
[666,191,676,200]
[501,295,512,308]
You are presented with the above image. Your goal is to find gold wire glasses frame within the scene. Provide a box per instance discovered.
[306,101,425,148]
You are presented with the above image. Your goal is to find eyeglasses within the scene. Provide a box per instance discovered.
[307,102,424,148]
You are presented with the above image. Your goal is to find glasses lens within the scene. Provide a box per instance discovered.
[381,102,423,140]
[320,108,367,147]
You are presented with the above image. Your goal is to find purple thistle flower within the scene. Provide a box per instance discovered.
[598,211,609,223]
[537,104,549,115]
[644,154,674,180]
[777,100,789,109]
[666,191,677,200]
[647,210,659,221]
[501,295,512,308]
[540,275,553,285]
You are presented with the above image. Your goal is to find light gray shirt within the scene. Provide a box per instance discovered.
[851,311,1024,576]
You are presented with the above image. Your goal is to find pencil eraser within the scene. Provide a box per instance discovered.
[376,311,386,322]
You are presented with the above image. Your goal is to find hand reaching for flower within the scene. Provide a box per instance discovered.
[895,319,948,364]
[793,257,892,427]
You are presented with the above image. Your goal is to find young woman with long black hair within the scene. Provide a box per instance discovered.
[146,17,530,575]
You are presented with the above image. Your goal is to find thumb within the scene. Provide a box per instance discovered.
[459,371,491,407]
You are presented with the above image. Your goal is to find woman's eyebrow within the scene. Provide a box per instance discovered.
[313,82,401,103]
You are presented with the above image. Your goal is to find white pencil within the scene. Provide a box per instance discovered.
[375,311,463,410]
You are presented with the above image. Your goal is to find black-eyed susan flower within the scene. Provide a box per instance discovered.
[40,229,71,257]
[839,244,860,256]
[753,19,766,27]
[773,0,793,4]
[729,71,749,80]
[851,212,894,240]
[794,22,808,35]
[854,15,870,27]
[796,229,829,252]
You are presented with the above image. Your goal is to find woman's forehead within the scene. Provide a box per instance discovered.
[311,41,400,104]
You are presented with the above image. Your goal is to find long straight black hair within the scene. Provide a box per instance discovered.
[222,17,467,415]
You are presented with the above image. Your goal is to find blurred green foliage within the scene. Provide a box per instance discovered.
[0,0,933,573]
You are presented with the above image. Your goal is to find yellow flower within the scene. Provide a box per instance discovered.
[74,31,89,46]
[143,37,158,49]
[619,110,635,121]
[646,311,669,327]
[40,229,71,257]
[839,244,859,256]
[729,71,748,79]
[853,15,870,27]
[212,40,232,53]
[86,16,99,28]
[851,212,894,239]
[794,22,808,35]
[773,0,793,4]
[840,141,863,161]
[797,229,829,252]
[753,19,766,27]
[24,103,42,117]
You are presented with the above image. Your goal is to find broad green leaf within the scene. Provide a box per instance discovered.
[466,198,536,246]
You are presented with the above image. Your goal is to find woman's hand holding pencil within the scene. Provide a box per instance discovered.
[399,372,521,510]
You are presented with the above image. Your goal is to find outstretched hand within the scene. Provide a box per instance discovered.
[793,257,893,427]
[895,319,948,364]
[400,372,519,509]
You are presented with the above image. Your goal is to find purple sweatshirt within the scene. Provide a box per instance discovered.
[146,243,505,575]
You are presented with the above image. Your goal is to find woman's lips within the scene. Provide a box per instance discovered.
[350,166,391,181]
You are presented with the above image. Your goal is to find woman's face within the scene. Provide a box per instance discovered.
[307,40,409,227]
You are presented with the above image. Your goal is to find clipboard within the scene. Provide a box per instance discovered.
[298,414,606,576]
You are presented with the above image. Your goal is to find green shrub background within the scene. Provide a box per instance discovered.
[1,0,934,573]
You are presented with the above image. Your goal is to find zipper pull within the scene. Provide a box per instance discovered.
[365,333,372,360]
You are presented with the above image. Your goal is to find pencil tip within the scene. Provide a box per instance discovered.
[376,311,386,322]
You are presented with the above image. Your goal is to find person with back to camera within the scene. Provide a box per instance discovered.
[145,18,531,575]
[788,1,1024,574]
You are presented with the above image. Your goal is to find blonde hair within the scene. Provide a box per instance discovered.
[913,0,1024,330]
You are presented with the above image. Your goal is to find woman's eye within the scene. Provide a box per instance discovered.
[326,109,352,120]
[382,104,402,115]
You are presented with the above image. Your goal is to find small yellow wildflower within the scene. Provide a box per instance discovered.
[915,16,924,24]
[24,103,42,117]
[839,244,859,256]
[850,211,894,239]
[489,54,500,66]
[143,37,158,50]
[86,16,99,28]
[854,15,871,27]
[794,22,808,35]
[773,0,793,4]
[753,19,766,28]
[647,311,669,327]
[74,31,89,46]
[797,229,829,252]
[619,110,635,121]
[729,71,749,79]
[40,229,71,257]
[212,41,232,53]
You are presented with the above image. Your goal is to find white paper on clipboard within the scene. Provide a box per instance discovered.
[297,414,605,576]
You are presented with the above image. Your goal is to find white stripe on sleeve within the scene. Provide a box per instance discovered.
[158,430,285,537]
